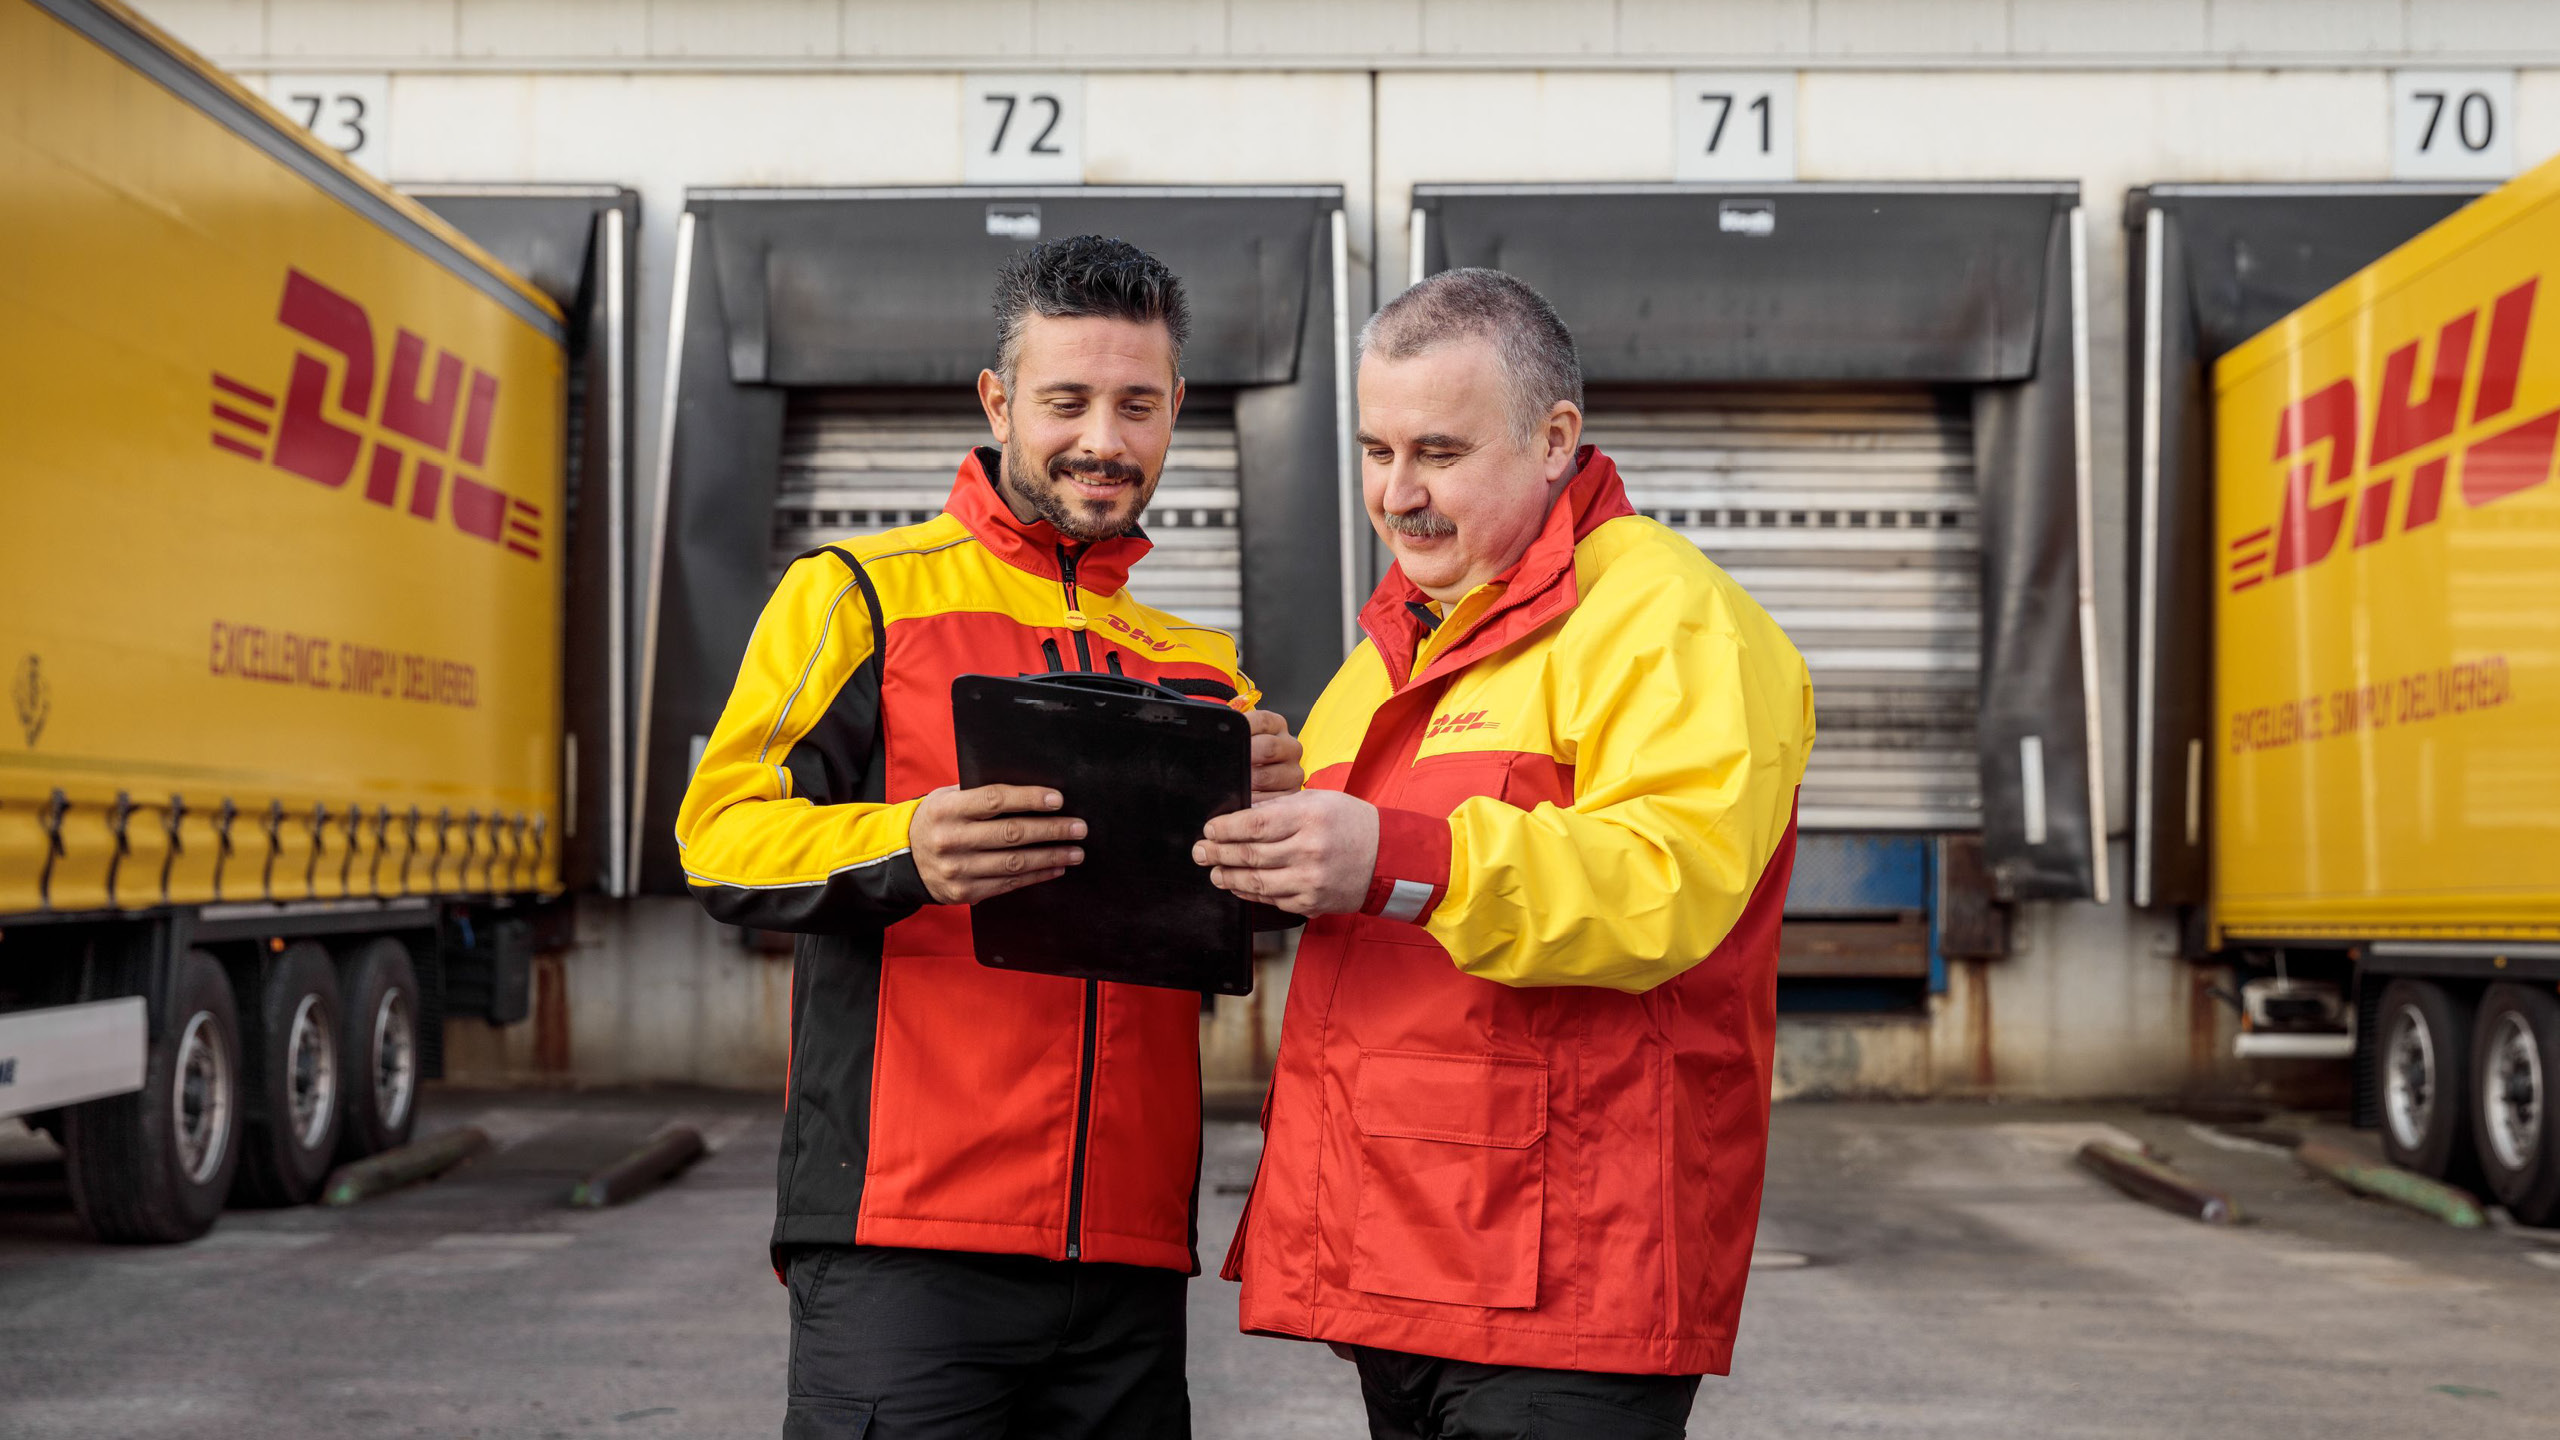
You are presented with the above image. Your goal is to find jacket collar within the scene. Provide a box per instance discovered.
[1358,445,1637,690]
[944,446,1151,594]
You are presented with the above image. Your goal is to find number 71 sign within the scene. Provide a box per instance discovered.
[1675,73,1797,183]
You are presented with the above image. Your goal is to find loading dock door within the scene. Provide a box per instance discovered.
[635,187,1347,895]
[408,184,639,898]
[2124,183,2491,912]
[774,392,1245,632]
[1414,181,2098,899]
[1584,386,1980,830]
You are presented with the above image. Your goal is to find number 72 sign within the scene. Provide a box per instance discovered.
[966,74,1083,184]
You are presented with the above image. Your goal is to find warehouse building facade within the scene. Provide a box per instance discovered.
[129,0,2560,1099]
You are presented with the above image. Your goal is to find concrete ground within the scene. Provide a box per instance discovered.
[2,1093,2556,1438]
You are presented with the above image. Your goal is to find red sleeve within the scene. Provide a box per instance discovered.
[1361,807,1453,924]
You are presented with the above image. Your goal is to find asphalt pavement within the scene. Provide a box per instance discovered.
[2,1092,2555,1438]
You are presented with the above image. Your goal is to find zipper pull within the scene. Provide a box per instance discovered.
[1065,1240,1080,1261]
[1057,542,1090,631]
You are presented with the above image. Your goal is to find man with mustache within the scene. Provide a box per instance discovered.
[1199,269,1814,1438]
[677,236,1301,1439]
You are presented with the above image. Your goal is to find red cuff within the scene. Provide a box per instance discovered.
[1362,807,1453,924]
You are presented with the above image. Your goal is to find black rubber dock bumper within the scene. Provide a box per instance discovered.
[569,1124,707,1209]
[321,1126,493,1206]
[2075,1140,2242,1225]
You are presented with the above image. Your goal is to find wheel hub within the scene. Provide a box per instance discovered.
[284,993,338,1152]
[2483,1011,2544,1174]
[2383,1005,2437,1153]
[372,987,416,1135]
[172,1010,231,1186]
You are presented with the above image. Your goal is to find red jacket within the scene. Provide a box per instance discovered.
[1224,451,1815,1374]
[678,450,1256,1271]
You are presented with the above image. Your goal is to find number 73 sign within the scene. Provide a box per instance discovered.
[261,73,389,176]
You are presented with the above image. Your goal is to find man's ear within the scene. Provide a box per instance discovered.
[977,368,1012,443]
[1543,401,1585,484]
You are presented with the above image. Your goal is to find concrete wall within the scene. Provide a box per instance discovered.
[132,0,2560,1097]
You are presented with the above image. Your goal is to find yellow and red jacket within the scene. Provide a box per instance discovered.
[677,449,1256,1272]
[1224,449,1814,1375]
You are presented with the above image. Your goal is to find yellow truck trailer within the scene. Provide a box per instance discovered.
[1,0,578,1241]
[2210,151,2560,1223]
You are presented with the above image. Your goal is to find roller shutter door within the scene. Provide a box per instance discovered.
[1582,387,1981,831]
[774,392,1243,634]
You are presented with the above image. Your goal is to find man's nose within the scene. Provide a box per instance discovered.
[1378,456,1431,518]
[1077,408,1132,461]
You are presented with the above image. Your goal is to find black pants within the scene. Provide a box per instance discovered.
[1352,1345,1701,1440]
[784,1245,1188,1440]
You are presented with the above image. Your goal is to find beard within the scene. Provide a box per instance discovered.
[1001,431,1159,543]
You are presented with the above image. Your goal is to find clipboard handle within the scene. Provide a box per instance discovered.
[1009,670,1217,706]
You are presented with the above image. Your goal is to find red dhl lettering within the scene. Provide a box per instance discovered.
[207,269,544,562]
[1098,612,1178,652]
[1424,709,1499,738]
[2233,276,2553,595]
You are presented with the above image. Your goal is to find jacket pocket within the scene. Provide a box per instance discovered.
[783,1396,874,1439]
[1347,1050,1546,1310]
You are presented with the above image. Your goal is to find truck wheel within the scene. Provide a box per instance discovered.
[62,949,243,1243]
[231,942,346,1206]
[335,936,421,1161]
[2473,984,2560,1227]
[2375,978,2478,1184]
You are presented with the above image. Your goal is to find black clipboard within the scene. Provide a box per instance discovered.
[952,671,1257,996]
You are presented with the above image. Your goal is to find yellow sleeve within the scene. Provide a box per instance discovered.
[673,550,932,931]
[1422,551,1813,993]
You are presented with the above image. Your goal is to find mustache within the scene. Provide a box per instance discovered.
[1050,454,1146,485]
[1380,507,1457,538]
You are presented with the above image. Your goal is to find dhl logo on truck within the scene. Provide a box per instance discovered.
[2230,276,2554,594]
[207,270,544,561]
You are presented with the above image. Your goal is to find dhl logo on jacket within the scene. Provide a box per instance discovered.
[677,450,1254,1273]
[1227,450,1816,1377]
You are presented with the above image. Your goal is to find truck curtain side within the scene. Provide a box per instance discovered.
[0,0,568,1241]
[2206,152,2560,1223]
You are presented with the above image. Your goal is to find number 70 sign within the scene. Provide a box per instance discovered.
[2392,71,2515,181]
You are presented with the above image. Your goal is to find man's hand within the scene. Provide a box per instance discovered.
[1194,790,1376,916]
[911,784,1085,905]
[1247,709,1305,799]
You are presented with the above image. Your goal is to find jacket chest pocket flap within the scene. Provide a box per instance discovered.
[1348,1050,1546,1311]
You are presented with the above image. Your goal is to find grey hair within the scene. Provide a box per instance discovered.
[1358,268,1583,448]
[993,234,1189,387]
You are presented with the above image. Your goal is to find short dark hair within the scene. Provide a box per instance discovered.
[993,235,1190,385]
[1361,268,1582,447]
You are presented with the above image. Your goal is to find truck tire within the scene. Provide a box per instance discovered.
[335,936,422,1161]
[2472,983,2560,1227]
[2375,978,2478,1185]
[231,941,346,1206]
[62,948,243,1244]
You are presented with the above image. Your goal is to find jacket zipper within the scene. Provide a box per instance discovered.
[1056,542,1094,672]
[1063,977,1100,1260]
[1056,540,1099,1260]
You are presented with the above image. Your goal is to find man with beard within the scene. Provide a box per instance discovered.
[677,235,1301,1439]
[1198,269,1814,1438]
